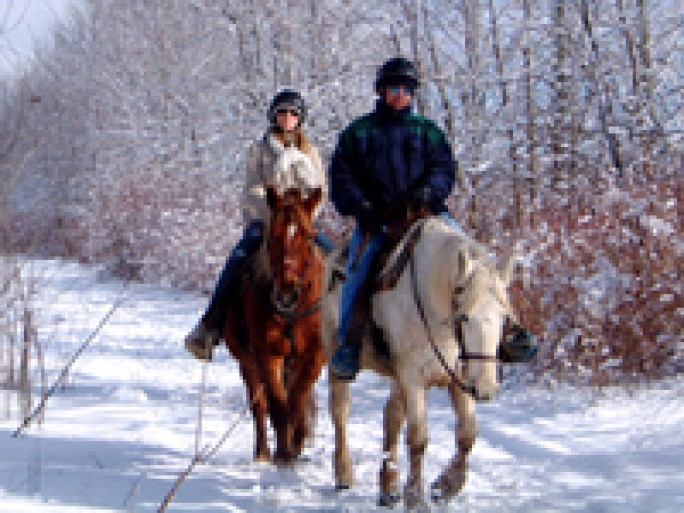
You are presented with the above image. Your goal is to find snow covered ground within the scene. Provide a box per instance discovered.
[1,258,683,512]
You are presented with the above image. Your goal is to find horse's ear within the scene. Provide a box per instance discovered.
[266,186,278,209]
[305,187,323,215]
[498,252,519,286]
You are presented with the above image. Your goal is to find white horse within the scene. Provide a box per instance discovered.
[321,216,517,509]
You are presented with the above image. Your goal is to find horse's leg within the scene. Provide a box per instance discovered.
[238,360,270,462]
[431,384,478,502]
[283,387,316,460]
[285,368,316,445]
[401,382,428,510]
[378,381,405,507]
[261,357,292,463]
[286,350,324,458]
[291,388,318,457]
[329,376,353,489]
[302,387,317,441]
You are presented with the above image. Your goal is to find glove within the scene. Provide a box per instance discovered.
[356,199,377,233]
[409,185,434,211]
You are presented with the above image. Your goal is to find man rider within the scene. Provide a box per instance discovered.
[328,57,463,380]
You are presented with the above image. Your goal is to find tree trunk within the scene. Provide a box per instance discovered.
[522,0,538,229]
[488,0,520,226]
[401,0,427,115]
[425,4,465,190]
[636,0,655,178]
[462,0,482,229]
[579,0,625,178]
[551,0,572,191]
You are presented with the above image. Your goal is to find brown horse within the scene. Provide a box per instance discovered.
[223,186,325,463]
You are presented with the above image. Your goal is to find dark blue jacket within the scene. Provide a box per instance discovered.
[329,100,456,221]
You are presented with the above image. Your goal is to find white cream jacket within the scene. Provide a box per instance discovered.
[243,133,327,224]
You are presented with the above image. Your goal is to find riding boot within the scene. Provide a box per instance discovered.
[499,323,538,363]
[184,314,220,362]
[330,327,363,381]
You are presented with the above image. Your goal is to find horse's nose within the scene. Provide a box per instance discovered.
[465,384,477,398]
[466,382,497,402]
[476,390,494,402]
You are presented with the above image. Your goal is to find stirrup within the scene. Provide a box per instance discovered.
[499,327,538,363]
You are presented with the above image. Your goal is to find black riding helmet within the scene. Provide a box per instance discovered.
[268,89,307,126]
[374,57,420,92]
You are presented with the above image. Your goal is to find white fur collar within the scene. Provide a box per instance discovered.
[263,133,321,194]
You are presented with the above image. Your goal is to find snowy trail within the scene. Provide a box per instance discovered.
[1,259,683,512]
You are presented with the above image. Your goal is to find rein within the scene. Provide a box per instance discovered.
[408,249,497,400]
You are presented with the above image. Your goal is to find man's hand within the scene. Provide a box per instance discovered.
[357,199,377,232]
[409,185,434,211]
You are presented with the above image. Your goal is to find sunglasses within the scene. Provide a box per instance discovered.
[386,84,415,96]
[276,108,300,117]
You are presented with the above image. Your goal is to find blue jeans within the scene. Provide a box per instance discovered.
[337,212,463,346]
[206,221,264,320]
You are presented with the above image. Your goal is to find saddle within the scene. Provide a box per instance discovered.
[340,208,433,360]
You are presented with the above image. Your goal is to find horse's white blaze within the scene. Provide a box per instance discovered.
[287,223,297,240]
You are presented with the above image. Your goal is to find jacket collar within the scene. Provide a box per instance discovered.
[374,98,412,122]
[264,130,297,154]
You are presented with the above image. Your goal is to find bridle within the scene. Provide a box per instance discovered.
[255,206,322,349]
[451,284,501,363]
[408,249,504,399]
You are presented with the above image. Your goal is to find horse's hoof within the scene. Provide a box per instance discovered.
[254,452,271,464]
[273,451,296,467]
[335,483,351,492]
[377,492,401,508]
[430,485,446,503]
[403,487,425,510]
[274,457,293,466]
[430,463,467,503]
